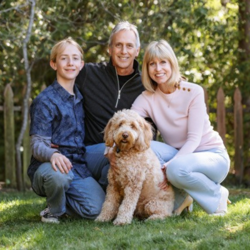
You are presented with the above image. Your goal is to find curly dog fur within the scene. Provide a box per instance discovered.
[95,109,175,225]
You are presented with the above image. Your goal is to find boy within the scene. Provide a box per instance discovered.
[28,38,105,223]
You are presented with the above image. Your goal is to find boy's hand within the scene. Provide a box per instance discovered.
[50,152,72,174]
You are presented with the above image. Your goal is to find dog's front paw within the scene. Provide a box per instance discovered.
[95,215,111,222]
[113,216,132,226]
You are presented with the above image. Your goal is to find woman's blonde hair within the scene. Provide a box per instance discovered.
[50,37,83,62]
[142,39,181,92]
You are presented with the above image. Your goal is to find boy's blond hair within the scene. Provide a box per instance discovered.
[50,37,83,62]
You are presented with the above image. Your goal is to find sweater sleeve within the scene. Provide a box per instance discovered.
[75,63,87,91]
[175,87,206,156]
[30,97,60,162]
[31,134,60,162]
[131,93,149,118]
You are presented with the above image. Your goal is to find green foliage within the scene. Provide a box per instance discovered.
[1,0,250,175]
[0,188,250,249]
[0,0,244,101]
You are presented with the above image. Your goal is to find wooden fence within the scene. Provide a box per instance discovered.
[0,84,245,188]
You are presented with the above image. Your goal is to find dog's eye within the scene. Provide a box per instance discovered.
[130,124,136,129]
[119,122,123,127]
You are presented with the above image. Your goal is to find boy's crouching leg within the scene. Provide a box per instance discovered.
[32,162,74,216]
[66,176,105,219]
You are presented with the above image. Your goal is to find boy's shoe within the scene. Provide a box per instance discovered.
[40,207,60,224]
[40,207,49,217]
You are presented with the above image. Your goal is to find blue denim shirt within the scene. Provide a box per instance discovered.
[28,80,91,182]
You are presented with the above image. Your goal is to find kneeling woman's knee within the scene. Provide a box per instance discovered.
[167,160,186,185]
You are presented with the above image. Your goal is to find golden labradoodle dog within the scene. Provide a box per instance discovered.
[95,109,174,226]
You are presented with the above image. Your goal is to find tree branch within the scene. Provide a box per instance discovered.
[16,0,36,191]
[0,3,28,14]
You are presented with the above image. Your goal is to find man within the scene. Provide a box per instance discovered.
[76,21,144,189]
[77,21,188,214]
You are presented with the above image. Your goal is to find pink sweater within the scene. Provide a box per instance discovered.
[131,81,224,156]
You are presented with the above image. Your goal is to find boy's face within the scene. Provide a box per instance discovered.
[50,44,84,84]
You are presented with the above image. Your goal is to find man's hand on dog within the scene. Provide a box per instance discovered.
[105,147,120,174]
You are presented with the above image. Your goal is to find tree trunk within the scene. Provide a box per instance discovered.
[238,0,250,58]
[16,0,36,191]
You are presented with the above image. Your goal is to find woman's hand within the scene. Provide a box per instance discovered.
[158,164,169,190]
[50,152,72,174]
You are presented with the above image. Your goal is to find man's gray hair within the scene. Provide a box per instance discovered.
[108,21,140,49]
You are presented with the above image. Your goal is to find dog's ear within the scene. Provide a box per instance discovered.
[143,119,153,147]
[135,118,153,151]
[104,118,114,147]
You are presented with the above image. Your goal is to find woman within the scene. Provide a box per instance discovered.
[131,40,230,215]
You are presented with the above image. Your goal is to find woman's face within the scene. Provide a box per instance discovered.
[148,58,172,85]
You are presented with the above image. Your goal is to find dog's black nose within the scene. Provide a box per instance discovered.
[122,132,129,139]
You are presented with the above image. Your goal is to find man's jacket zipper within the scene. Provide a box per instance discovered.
[114,71,138,108]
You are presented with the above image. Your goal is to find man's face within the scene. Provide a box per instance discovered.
[108,29,140,76]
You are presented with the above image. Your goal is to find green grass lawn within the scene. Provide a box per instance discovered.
[0,187,249,250]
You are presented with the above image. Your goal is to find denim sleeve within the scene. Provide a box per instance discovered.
[31,134,60,162]
[30,97,54,137]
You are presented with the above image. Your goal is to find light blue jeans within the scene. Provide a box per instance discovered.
[32,162,105,219]
[85,142,230,214]
[166,147,230,214]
